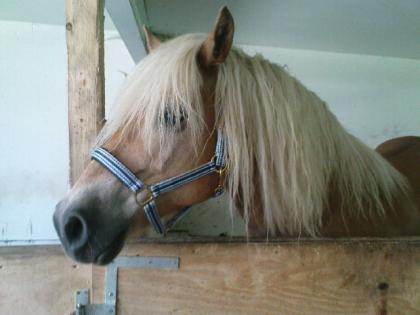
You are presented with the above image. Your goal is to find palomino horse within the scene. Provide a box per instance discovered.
[53,7,420,265]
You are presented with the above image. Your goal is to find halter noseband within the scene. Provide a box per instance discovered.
[91,130,226,235]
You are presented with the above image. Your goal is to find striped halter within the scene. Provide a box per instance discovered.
[91,130,226,235]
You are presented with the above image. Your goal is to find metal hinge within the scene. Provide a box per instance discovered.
[74,256,180,315]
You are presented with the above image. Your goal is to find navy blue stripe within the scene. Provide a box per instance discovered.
[155,166,215,194]
[93,150,134,185]
[144,202,164,234]
[152,163,215,194]
[92,151,139,191]
[94,149,144,191]
[96,148,139,185]
[154,162,215,189]
[144,207,162,234]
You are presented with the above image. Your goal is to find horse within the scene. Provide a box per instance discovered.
[53,7,420,265]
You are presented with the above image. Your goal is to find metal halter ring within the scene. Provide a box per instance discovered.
[135,185,154,206]
[211,156,227,173]
[216,164,227,175]
[211,156,227,195]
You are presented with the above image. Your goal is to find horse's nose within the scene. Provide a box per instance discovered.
[53,202,91,261]
[63,214,89,250]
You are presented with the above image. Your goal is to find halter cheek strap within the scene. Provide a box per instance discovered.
[91,130,226,235]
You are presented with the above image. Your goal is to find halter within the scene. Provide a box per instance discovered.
[91,130,226,235]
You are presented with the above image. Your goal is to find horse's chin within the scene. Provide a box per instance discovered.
[93,230,127,265]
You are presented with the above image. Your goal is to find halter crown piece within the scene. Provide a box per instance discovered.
[91,130,226,235]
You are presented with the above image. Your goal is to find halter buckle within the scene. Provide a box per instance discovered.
[135,185,154,206]
[211,156,227,173]
[211,155,227,195]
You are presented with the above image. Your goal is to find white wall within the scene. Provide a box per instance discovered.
[0,14,134,244]
[0,21,68,243]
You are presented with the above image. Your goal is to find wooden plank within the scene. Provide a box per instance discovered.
[0,245,91,315]
[93,240,420,315]
[66,0,105,185]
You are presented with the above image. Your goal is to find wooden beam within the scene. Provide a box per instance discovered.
[129,0,149,47]
[106,0,147,62]
[66,0,105,185]
[131,0,174,41]
[93,239,420,314]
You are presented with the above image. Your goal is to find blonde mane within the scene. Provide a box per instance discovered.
[98,34,410,236]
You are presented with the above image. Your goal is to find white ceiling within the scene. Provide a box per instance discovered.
[2,1,419,61]
[0,0,116,30]
[142,0,420,60]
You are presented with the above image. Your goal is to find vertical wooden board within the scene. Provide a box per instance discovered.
[93,240,420,315]
[66,0,105,185]
[0,246,91,315]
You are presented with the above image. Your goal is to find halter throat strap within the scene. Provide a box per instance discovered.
[91,130,226,235]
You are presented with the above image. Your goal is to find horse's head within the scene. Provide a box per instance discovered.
[53,7,234,265]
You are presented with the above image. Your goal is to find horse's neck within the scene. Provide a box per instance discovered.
[321,137,420,237]
[243,139,420,238]
[321,181,417,237]
[245,184,416,238]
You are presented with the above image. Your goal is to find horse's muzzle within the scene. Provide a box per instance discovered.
[53,203,94,263]
[53,199,128,265]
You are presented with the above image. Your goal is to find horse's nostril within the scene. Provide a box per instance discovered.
[64,215,88,248]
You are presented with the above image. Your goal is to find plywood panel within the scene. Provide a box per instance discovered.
[93,239,420,315]
[0,245,91,315]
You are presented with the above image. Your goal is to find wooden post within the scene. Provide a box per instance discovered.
[66,0,105,185]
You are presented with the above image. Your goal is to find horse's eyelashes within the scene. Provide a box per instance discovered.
[161,108,187,131]
[163,110,176,125]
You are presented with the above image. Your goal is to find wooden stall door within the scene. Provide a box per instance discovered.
[92,240,420,315]
[0,246,91,315]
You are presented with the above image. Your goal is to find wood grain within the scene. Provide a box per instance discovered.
[0,245,91,315]
[93,240,420,315]
[66,0,105,185]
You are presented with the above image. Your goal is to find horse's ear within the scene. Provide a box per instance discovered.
[199,6,234,67]
[143,26,161,53]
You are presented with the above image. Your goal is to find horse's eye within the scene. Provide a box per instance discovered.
[161,108,187,131]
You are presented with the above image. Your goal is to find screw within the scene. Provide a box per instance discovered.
[108,292,114,297]
[378,282,389,290]
[66,22,72,31]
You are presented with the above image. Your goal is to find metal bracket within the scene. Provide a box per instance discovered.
[74,256,179,315]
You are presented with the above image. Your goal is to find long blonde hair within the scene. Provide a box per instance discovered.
[97,33,409,236]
